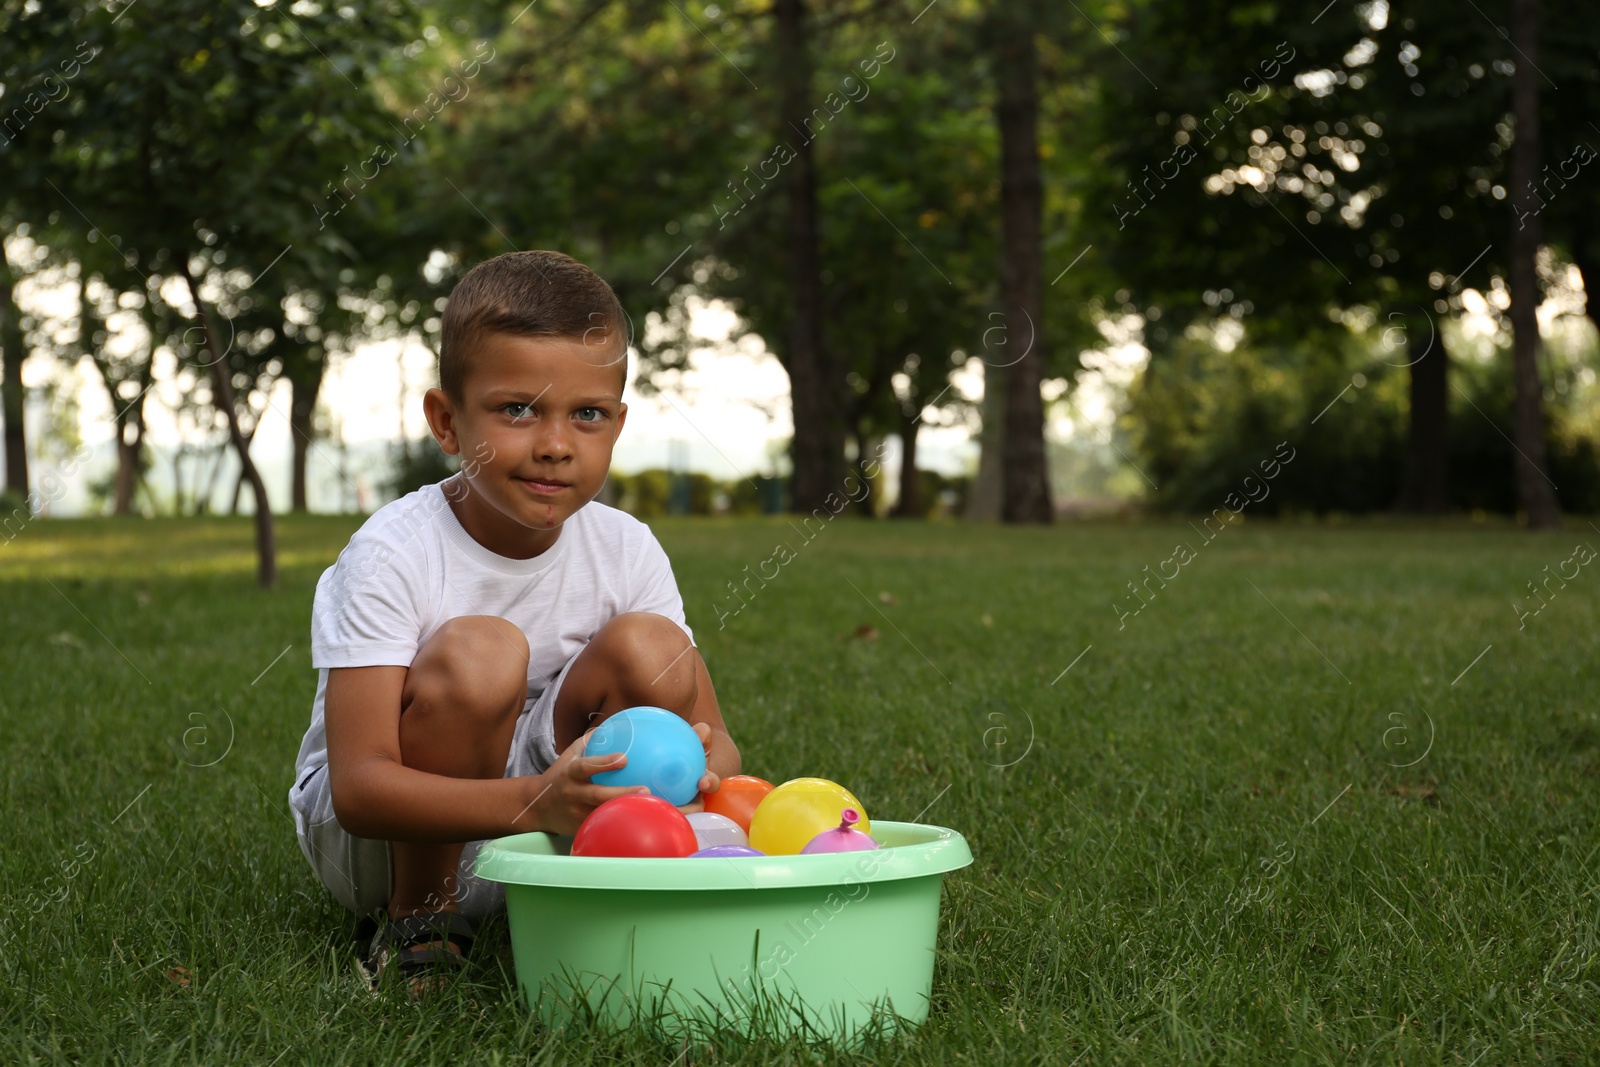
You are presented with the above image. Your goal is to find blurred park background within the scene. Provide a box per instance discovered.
[2,0,1598,585]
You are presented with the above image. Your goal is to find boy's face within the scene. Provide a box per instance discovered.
[423,331,627,558]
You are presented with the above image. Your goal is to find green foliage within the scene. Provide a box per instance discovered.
[1129,319,1600,514]
[439,0,1042,450]
[891,470,969,519]
[727,475,786,517]
[1083,0,1546,319]
[5,0,1597,527]
[1082,0,1600,516]
[8,0,422,278]
[608,468,757,518]
[1127,324,1404,513]
[612,468,672,518]
[437,0,744,361]
[382,436,459,500]
[1047,436,1138,505]
[1449,342,1600,515]
[708,26,1004,442]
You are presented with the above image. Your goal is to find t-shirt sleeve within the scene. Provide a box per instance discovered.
[311,529,429,669]
[628,527,695,645]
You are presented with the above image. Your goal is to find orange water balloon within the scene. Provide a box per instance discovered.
[701,774,774,833]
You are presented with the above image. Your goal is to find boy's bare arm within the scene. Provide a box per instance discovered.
[690,652,741,789]
[324,665,640,843]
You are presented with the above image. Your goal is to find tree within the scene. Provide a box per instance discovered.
[441,0,746,380]
[77,273,158,516]
[453,1,1021,518]
[283,10,510,512]
[1507,0,1560,527]
[0,0,63,504]
[911,0,1105,522]
[0,235,33,499]
[453,0,880,511]
[280,304,325,514]
[816,59,998,515]
[1538,3,1600,338]
[989,0,1052,523]
[1087,0,1589,518]
[771,0,848,512]
[9,0,419,582]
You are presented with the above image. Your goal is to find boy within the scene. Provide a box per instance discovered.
[287,251,740,991]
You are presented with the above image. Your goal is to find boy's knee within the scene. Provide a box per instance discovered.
[406,616,529,730]
[595,612,697,708]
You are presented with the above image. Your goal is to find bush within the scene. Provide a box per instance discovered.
[1127,328,1404,514]
[727,475,784,516]
[1126,324,1600,515]
[611,469,673,517]
[608,469,759,517]
[383,439,459,501]
[893,470,969,518]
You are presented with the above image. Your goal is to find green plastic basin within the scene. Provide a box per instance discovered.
[473,820,972,1039]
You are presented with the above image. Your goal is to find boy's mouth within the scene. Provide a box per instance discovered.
[516,476,571,496]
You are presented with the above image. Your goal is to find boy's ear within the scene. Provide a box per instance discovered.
[423,388,462,456]
[615,401,628,438]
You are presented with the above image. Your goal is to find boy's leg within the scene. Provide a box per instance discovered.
[551,612,698,750]
[390,615,529,919]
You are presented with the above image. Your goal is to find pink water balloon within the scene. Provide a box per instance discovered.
[799,808,880,854]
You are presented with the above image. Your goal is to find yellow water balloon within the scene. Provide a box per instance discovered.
[747,777,871,856]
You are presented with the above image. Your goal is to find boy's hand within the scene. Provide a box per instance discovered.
[519,731,648,836]
[678,722,721,815]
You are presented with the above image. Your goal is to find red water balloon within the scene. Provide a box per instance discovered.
[570,795,699,858]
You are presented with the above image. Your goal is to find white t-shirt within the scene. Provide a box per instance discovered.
[291,478,694,788]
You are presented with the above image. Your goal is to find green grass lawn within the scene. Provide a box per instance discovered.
[3,513,1598,1065]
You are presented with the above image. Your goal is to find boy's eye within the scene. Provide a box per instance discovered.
[503,403,534,420]
[575,407,605,423]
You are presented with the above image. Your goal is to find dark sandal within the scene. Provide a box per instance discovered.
[357,910,475,994]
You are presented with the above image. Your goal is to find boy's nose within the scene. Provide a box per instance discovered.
[532,423,574,462]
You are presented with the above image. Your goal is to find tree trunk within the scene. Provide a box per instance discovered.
[109,296,172,517]
[81,279,149,517]
[994,6,1053,524]
[228,423,258,516]
[853,432,883,517]
[1394,310,1450,513]
[170,447,186,518]
[288,348,324,513]
[182,261,277,587]
[82,281,152,518]
[1508,0,1561,528]
[195,440,228,516]
[966,363,1005,520]
[110,357,153,517]
[774,0,844,513]
[1,242,31,500]
[893,407,922,518]
[114,429,140,515]
[291,408,312,512]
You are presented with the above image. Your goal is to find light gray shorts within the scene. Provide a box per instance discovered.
[288,655,574,923]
